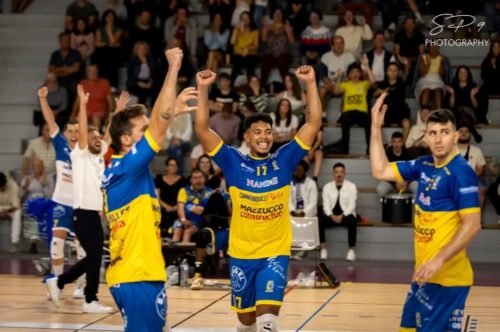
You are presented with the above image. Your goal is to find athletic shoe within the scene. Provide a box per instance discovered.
[346,249,356,262]
[83,301,113,314]
[73,285,84,299]
[46,276,61,307]
[191,274,205,290]
[320,248,328,261]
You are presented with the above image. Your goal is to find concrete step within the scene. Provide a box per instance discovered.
[0,53,51,68]
[0,138,23,154]
[25,0,72,15]
[0,27,61,42]
[0,124,38,139]
[0,14,64,28]
[0,154,23,171]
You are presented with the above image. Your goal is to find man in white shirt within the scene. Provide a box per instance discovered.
[320,162,358,261]
[0,173,22,253]
[46,85,112,314]
[364,31,396,83]
[318,35,356,113]
[22,123,56,177]
[457,125,487,208]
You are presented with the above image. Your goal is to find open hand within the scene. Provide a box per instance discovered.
[174,87,198,116]
[371,93,388,128]
[77,84,89,105]
[115,90,130,112]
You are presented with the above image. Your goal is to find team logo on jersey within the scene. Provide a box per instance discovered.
[231,266,247,292]
[155,288,167,320]
[52,205,66,218]
[272,161,279,171]
[265,280,274,293]
[418,192,431,206]
[246,177,278,188]
[240,163,255,173]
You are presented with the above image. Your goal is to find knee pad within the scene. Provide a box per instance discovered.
[257,314,278,332]
[74,240,86,260]
[196,228,213,249]
[237,322,256,332]
[50,237,65,260]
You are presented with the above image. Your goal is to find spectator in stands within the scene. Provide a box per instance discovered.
[164,6,197,67]
[487,153,500,225]
[320,162,358,261]
[230,11,259,83]
[35,74,69,130]
[335,9,373,58]
[94,9,122,89]
[318,36,356,113]
[127,41,155,105]
[290,160,318,218]
[21,158,55,200]
[189,146,220,177]
[204,13,230,73]
[197,155,224,191]
[446,65,483,143]
[365,31,396,84]
[484,0,500,38]
[300,10,331,66]
[478,40,500,124]
[300,106,324,182]
[415,44,451,110]
[231,0,251,27]
[173,168,213,243]
[10,0,34,13]
[276,74,307,114]
[166,113,193,175]
[253,0,269,29]
[373,62,411,142]
[237,100,258,149]
[288,0,309,42]
[155,158,188,237]
[378,0,423,37]
[209,103,241,146]
[71,18,95,64]
[160,38,195,90]
[73,64,114,129]
[376,131,417,198]
[239,75,268,113]
[333,60,375,154]
[405,105,431,159]
[209,72,239,113]
[0,172,22,253]
[393,16,425,83]
[97,0,127,27]
[128,8,162,57]
[22,124,56,177]
[337,0,374,26]
[457,126,487,208]
[260,8,294,88]
[270,99,299,152]
[49,32,82,108]
[65,0,98,30]
[208,0,233,24]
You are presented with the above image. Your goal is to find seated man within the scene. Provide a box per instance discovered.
[0,173,22,253]
[22,123,56,178]
[376,131,417,198]
[173,168,213,243]
[487,153,500,225]
[405,105,431,159]
[320,162,358,261]
[191,191,231,290]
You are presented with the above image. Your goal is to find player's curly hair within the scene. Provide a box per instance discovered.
[244,113,273,131]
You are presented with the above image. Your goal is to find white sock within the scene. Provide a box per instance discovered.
[257,313,278,332]
[237,322,257,332]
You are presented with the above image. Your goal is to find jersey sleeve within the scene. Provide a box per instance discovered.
[276,136,310,173]
[50,129,68,161]
[451,165,480,215]
[391,158,421,183]
[121,130,160,174]
[177,187,187,204]
[207,141,239,184]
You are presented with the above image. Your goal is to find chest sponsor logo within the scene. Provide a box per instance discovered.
[419,192,431,206]
[239,191,284,203]
[246,177,278,188]
[239,203,284,221]
[459,186,478,194]
[240,163,255,173]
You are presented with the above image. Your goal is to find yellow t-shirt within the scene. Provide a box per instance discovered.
[340,80,370,113]
[233,30,259,55]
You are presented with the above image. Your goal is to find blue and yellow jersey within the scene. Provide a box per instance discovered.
[177,185,213,225]
[392,152,480,286]
[208,137,310,259]
[101,130,166,287]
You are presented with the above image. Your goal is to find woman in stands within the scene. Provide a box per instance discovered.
[94,9,122,89]
[229,11,259,83]
[270,99,299,153]
[196,154,225,192]
[238,75,268,113]
[126,41,155,105]
[478,40,500,124]
[334,9,373,58]
[70,17,94,65]
[203,13,229,73]
[276,73,307,115]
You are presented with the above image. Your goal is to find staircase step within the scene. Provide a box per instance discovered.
[0,124,38,139]
[0,14,64,28]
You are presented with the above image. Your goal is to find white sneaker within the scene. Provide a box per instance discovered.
[73,285,84,299]
[320,248,328,261]
[83,301,113,314]
[46,277,61,307]
[346,249,356,261]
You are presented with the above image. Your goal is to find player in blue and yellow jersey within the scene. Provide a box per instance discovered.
[370,94,481,332]
[101,48,197,332]
[193,66,322,332]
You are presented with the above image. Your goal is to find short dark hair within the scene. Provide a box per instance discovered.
[165,157,178,166]
[109,105,147,151]
[219,72,231,81]
[427,109,457,129]
[190,167,206,179]
[58,32,70,39]
[0,172,6,187]
[297,160,310,172]
[244,113,273,132]
[347,62,362,75]
[333,162,345,170]
[391,131,404,140]
[374,30,385,38]
[62,119,79,132]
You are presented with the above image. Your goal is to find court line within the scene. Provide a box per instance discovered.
[170,291,231,328]
[74,310,120,331]
[294,290,341,332]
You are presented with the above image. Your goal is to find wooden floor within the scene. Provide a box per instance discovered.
[0,275,499,331]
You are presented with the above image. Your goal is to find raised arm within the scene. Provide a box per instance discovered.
[37,87,58,135]
[370,93,397,181]
[76,84,90,150]
[295,65,321,148]
[103,90,130,145]
[194,70,223,153]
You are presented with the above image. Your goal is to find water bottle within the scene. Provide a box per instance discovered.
[179,259,189,288]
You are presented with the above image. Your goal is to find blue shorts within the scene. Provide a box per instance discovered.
[230,256,289,313]
[110,282,167,332]
[400,282,470,332]
[51,203,73,232]
[205,228,229,255]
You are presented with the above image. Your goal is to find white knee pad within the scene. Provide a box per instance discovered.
[50,237,65,260]
[237,322,256,332]
[257,314,278,332]
[75,240,86,260]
